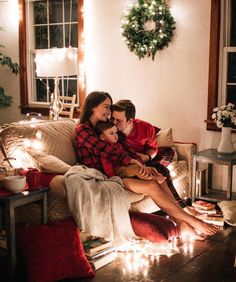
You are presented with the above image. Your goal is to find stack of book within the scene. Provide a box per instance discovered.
[83,237,116,270]
[192,200,224,226]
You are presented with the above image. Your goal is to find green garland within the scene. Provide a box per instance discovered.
[121,0,175,60]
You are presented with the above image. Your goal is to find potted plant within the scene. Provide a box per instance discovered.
[0,27,19,108]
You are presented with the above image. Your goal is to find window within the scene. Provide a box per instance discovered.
[207,0,236,130]
[18,0,85,116]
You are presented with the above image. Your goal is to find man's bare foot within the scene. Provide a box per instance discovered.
[178,221,205,241]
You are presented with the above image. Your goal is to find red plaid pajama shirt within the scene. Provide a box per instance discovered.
[75,121,136,174]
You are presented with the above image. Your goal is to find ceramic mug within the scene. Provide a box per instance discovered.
[26,168,41,190]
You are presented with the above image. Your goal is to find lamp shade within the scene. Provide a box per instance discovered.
[35,47,78,77]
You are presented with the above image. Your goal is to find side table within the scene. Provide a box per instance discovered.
[0,187,49,280]
[192,149,236,202]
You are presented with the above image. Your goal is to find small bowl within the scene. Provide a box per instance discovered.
[4,175,26,193]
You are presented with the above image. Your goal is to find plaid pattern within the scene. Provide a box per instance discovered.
[146,161,187,208]
[153,146,175,167]
[75,121,132,173]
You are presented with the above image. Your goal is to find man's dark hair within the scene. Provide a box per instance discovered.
[111,99,136,121]
[94,120,115,136]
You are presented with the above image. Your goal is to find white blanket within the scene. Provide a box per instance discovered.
[64,165,136,244]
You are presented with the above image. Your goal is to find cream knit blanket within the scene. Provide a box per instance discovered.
[64,165,136,244]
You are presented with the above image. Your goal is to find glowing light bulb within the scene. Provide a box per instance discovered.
[35,130,43,139]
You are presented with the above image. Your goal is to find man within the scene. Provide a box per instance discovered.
[111,99,187,209]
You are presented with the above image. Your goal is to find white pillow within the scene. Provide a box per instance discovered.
[156,128,174,147]
[28,150,72,174]
[218,200,236,226]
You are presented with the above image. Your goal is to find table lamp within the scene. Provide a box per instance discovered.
[35,47,78,120]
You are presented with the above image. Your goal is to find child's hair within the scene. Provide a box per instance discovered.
[95,120,116,136]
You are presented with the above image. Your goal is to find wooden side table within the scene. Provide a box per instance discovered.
[0,187,49,280]
[192,149,236,202]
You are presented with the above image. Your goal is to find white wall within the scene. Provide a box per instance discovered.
[0,0,235,191]
[0,0,24,124]
[84,0,226,149]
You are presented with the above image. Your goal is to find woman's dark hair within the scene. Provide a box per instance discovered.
[94,120,115,136]
[79,91,113,124]
[111,99,136,121]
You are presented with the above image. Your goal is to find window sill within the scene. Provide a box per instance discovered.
[20,106,81,118]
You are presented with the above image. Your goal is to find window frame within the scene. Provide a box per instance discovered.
[206,0,236,131]
[206,0,221,131]
[18,0,85,116]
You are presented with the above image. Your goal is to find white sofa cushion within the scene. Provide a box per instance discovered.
[0,119,77,169]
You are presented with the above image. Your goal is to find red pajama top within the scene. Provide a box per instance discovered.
[75,121,137,175]
[126,119,158,155]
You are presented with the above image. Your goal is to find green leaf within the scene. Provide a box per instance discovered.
[0,54,19,75]
[0,87,13,108]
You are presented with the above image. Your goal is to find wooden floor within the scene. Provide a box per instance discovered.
[76,226,236,282]
[1,226,236,282]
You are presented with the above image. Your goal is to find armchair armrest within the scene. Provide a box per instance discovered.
[174,142,197,163]
[174,142,197,192]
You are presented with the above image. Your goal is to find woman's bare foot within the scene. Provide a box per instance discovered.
[178,221,205,241]
[189,217,219,236]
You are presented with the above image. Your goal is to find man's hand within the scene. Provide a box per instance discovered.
[137,152,151,163]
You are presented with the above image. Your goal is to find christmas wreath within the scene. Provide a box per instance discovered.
[121,0,175,60]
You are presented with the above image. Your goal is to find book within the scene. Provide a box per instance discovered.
[89,251,116,271]
[192,200,215,211]
[195,207,217,214]
[83,237,113,255]
[85,246,116,260]
[198,214,224,227]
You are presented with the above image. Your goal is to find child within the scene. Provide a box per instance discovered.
[95,120,166,184]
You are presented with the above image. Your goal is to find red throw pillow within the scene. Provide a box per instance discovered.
[129,211,179,242]
[16,218,95,282]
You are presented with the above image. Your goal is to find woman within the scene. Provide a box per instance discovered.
[75,91,218,240]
